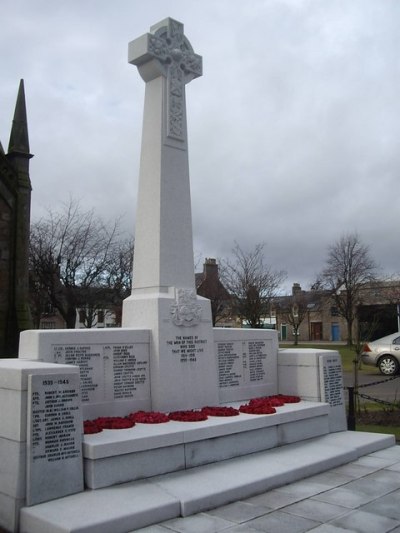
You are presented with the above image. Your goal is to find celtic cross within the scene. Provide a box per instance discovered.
[128,18,202,140]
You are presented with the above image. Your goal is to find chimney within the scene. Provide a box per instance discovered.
[204,258,218,279]
[292,283,302,296]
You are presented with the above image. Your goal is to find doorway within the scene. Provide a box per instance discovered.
[331,323,340,341]
[310,322,323,341]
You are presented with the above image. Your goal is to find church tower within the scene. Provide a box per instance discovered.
[0,80,33,356]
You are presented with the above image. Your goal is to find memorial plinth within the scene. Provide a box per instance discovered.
[0,360,83,531]
[278,348,347,432]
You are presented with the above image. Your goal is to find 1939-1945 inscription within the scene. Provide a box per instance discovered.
[27,372,83,505]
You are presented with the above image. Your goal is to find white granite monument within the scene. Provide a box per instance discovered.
[122,18,220,411]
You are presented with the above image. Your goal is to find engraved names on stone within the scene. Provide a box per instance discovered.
[166,335,207,363]
[319,354,344,407]
[27,372,83,506]
[217,340,268,388]
[51,342,149,403]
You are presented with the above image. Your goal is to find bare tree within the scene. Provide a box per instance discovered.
[275,287,311,345]
[221,243,286,328]
[319,233,377,345]
[104,238,134,326]
[29,199,133,328]
[208,285,232,327]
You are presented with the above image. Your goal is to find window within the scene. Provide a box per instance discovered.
[79,310,86,323]
[330,307,339,316]
[97,310,104,323]
[392,337,400,345]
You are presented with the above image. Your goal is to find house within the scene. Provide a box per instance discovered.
[274,282,399,343]
[39,305,119,330]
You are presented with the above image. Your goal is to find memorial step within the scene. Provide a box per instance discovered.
[83,401,330,489]
[20,431,395,533]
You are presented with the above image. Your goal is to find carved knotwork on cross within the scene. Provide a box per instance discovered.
[129,18,202,140]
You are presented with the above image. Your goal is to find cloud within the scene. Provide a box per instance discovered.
[1,0,399,292]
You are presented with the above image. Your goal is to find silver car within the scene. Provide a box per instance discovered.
[361,332,400,375]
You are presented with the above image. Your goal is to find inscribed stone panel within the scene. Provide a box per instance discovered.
[26,372,83,505]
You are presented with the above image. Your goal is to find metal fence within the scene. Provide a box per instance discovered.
[346,374,400,430]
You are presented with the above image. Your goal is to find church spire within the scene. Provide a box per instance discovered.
[8,79,31,156]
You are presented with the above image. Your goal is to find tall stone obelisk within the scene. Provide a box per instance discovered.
[122,18,219,411]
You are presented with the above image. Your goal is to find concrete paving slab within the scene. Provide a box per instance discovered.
[206,501,272,523]
[312,487,382,509]
[330,509,400,533]
[307,525,358,532]
[328,462,383,479]
[245,489,304,509]
[351,454,400,469]
[304,470,354,488]
[275,479,336,498]
[160,513,234,533]
[283,499,350,522]
[343,469,400,498]
[212,525,261,533]
[362,489,400,520]
[364,468,400,489]
[245,510,320,532]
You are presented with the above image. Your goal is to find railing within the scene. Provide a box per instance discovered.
[346,374,400,430]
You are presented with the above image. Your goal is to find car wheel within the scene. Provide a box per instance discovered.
[378,355,399,376]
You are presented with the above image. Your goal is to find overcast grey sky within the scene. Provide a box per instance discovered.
[1,0,399,293]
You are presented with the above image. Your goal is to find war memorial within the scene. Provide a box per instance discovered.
[0,18,395,532]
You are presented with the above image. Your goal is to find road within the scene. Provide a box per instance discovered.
[343,370,400,404]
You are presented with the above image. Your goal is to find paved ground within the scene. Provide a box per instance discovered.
[134,445,400,533]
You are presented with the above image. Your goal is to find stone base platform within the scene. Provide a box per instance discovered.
[83,401,331,489]
[20,431,395,533]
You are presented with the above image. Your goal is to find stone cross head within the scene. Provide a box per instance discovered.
[128,18,202,140]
